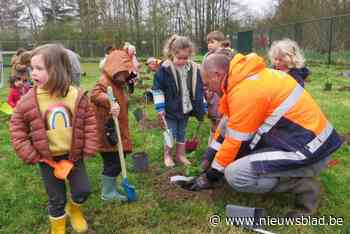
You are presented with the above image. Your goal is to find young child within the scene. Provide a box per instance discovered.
[7,75,24,108]
[10,44,98,234]
[205,31,233,57]
[153,34,206,167]
[269,38,310,87]
[204,32,234,144]
[146,57,162,72]
[10,48,26,76]
[91,49,134,202]
[12,51,32,94]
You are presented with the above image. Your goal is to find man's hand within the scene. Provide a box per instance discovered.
[110,102,120,118]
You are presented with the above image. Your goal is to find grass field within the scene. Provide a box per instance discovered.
[0,62,349,233]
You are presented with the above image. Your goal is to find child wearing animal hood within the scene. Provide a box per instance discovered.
[91,49,135,202]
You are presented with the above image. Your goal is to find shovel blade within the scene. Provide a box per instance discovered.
[163,129,174,148]
[122,178,137,202]
[54,160,74,180]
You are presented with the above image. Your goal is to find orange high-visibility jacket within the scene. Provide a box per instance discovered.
[209,53,342,174]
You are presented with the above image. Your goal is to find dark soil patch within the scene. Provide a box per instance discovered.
[337,86,350,91]
[140,76,151,80]
[340,133,350,144]
[152,167,232,202]
[130,95,144,104]
[139,118,159,129]
[137,83,151,90]
[141,119,159,129]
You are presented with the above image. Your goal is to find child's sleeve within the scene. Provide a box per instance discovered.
[7,89,16,108]
[152,70,165,113]
[90,81,110,110]
[10,103,40,164]
[82,96,98,158]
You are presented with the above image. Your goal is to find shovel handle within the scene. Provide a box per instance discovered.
[40,158,57,168]
[107,87,127,179]
[160,114,169,130]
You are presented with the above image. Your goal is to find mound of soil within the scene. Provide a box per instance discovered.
[337,86,350,91]
[139,118,159,129]
[152,167,232,202]
[340,132,350,144]
[140,76,151,80]
[137,83,151,90]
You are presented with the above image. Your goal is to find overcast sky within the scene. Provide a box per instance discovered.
[241,0,277,16]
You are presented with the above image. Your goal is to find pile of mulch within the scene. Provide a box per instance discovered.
[152,167,232,202]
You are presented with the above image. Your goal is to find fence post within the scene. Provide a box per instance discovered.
[268,29,272,48]
[328,18,334,65]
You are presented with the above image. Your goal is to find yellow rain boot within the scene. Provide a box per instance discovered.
[65,201,88,233]
[49,215,66,234]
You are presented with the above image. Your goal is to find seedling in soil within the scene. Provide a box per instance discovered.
[324,78,332,91]
[185,164,202,177]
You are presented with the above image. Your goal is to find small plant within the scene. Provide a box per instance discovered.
[185,164,202,177]
[324,77,332,91]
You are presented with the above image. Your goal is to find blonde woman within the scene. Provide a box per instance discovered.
[269,38,310,87]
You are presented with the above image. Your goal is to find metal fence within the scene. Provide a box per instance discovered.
[0,39,156,65]
[233,13,350,65]
[2,14,350,65]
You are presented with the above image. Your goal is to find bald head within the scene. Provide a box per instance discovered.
[202,53,231,76]
[201,52,233,96]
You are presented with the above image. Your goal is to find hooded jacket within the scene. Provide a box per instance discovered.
[10,87,98,164]
[152,59,206,121]
[90,49,133,153]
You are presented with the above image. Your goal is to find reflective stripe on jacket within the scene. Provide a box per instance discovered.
[210,53,342,174]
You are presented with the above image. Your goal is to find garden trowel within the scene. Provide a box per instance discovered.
[161,115,174,148]
[40,158,73,180]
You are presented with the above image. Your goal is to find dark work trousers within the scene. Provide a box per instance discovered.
[39,155,91,218]
[100,151,121,177]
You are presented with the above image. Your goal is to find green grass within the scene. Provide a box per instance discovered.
[0,62,349,233]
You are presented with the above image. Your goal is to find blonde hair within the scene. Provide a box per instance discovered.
[31,44,72,97]
[19,51,32,65]
[269,38,305,69]
[207,31,231,48]
[163,34,195,59]
[123,42,136,55]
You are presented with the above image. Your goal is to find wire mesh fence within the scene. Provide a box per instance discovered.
[0,38,160,66]
[233,14,350,66]
[1,14,350,66]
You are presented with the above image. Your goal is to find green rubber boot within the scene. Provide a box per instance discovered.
[101,175,127,202]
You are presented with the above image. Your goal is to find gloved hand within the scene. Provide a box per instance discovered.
[206,168,224,182]
[189,168,224,191]
[189,173,211,191]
